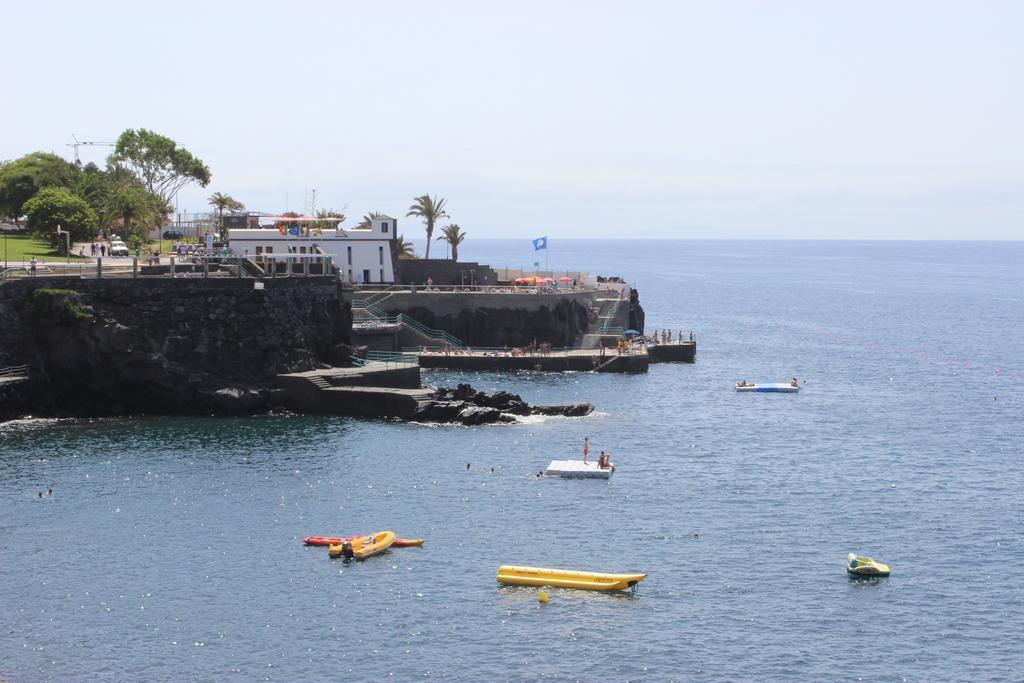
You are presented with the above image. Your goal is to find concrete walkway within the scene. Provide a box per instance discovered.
[419,347,650,373]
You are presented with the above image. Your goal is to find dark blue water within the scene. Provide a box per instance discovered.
[2,240,1022,682]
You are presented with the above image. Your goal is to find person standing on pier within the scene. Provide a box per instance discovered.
[583,437,590,464]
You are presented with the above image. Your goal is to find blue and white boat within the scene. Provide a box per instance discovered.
[735,382,799,393]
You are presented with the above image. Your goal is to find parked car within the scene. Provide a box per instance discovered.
[163,230,183,240]
[109,241,129,257]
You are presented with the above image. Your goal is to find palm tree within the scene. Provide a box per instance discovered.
[406,194,448,259]
[355,211,383,230]
[104,184,158,241]
[208,192,244,239]
[437,224,466,261]
[396,234,416,259]
[314,208,346,234]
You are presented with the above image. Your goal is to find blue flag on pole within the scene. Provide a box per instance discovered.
[532,236,548,251]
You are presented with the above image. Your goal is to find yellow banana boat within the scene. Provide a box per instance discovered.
[328,531,395,560]
[847,553,891,577]
[496,564,647,592]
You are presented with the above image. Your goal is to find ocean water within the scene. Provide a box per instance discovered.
[2,240,1022,682]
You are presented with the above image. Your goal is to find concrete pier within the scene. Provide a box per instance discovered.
[647,341,696,363]
[418,348,649,373]
[276,363,424,415]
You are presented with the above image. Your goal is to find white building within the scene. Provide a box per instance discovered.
[228,215,398,283]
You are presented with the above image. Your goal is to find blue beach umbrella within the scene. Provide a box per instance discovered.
[624,329,640,336]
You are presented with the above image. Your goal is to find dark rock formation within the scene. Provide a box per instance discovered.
[395,299,590,348]
[0,277,351,419]
[416,383,593,425]
[628,288,645,335]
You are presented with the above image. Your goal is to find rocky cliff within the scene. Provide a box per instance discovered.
[384,295,591,348]
[0,277,351,418]
[628,288,646,334]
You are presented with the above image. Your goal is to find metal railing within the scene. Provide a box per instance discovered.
[0,255,337,281]
[0,364,29,379]
[351,351,418,370]
[406,345,570,355]
[352,299,464,348]
[354,283,597,294]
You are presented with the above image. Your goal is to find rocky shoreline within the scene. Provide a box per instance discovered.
[413,383,592,425]
[0,381,592,426]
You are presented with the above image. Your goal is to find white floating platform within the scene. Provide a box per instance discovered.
[735,383,799,393]
[545,460,615,479]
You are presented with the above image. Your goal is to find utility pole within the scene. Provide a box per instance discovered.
[66,134,115,165]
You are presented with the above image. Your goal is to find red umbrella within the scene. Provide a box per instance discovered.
[558,276,572,282]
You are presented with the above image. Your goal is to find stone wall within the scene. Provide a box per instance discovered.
[378,291,594,347]
[396,259,498,286]
[0,277,352,417]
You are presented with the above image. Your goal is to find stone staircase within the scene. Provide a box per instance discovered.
[579,297,628,350]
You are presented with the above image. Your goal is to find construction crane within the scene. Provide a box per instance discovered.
[66,134,116,165]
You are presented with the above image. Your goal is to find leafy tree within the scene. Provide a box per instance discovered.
[23,187,98,243]
[355,211,383,230]
[0,152,80,221]
[107,128,211,205]
[395,234,417,259]
[436,223,466,261]
[208,192,244,238]
[406,194,448,259]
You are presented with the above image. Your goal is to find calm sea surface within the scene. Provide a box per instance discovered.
[2,240,1022,682]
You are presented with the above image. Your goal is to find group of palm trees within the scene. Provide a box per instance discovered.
[205,191,466,261]
[405,193,465,261]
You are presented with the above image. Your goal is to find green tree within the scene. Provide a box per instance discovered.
[405,194,448,259]
[207,192,244,238]
[23,187,98,244]
[395,234,417,259]
[0,152,80,221]
[355,211,383,230]
[314,208,346,235]
[105,184,161,241]
[107,129,211,205]
[436,223,466,261]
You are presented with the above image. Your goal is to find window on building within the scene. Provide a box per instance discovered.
[381,222,389,233]
[380,269,385,283]
[379,246,384,265]
[347,246,352,265]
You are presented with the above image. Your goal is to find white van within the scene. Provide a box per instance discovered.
[109,241,129,257]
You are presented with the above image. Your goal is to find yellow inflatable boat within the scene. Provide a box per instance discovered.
[328,531,396,560]
[847,553,891,577]
[496,564,647,592]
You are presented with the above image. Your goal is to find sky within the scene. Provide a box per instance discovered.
[2,1,1022,240]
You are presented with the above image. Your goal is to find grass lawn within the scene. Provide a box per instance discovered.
[2,234,88,265]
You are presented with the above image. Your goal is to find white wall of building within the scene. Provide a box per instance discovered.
[228,215,398,283]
